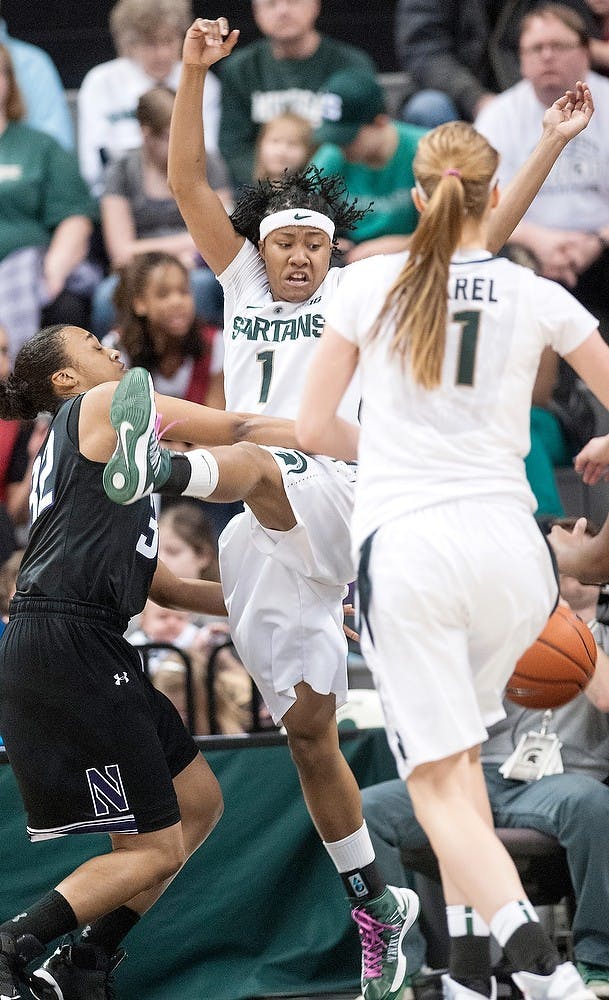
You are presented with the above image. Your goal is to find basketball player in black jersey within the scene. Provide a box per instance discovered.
[0,323,300,1000]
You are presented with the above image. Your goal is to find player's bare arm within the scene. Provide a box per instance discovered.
[168,17,244,276]
[487,81,594,254]
[77,381,298,462]
[150,559,227,618]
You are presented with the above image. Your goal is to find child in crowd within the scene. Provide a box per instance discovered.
[92,85,229,336]
[158,501,221,582]
[108,252,225,407]
[253,112,314,182]
[131,599,256,735]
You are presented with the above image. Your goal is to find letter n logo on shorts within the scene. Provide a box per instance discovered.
[86,764,130,816]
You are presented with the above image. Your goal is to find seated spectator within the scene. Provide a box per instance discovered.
[394,0,501,127]
[78,0,221,196]
[92,85,228,336]
[0,324,51,542]
[108,252,225,408]
[254,111,314,182]
[582,0,609,74]
[0,44,98,362]
[362,523,609,996]
[151,644,253,735]
[393,0,589,127]
[129,597,205,648]
[0,1,74,148]
[310,69,427,261]
[131,599,255,734]
[158,500,222,583]
[218,0,376,189]
[475,4,609,338]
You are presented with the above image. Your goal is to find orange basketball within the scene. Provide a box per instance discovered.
[506,605,597,709]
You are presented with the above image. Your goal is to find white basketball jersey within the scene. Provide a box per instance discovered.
[218,240,360,421]
[324,250,598,547]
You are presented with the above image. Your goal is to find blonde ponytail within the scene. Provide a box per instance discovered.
[370,122,499,389]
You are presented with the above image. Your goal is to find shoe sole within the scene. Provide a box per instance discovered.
[103,368,156,506]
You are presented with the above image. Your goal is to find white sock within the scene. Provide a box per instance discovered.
[446,904,490,938]
[182,450,219,498]
[489,899,539,948]
[323,821,375,873]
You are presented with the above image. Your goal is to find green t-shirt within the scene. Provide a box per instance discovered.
[0,121,97,262]
[219,36,375,187]
[310,121,428,243]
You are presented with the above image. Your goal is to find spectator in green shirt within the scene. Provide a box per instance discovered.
[0,44,98,361]
[310,68,428,263]
[218,0,376,189]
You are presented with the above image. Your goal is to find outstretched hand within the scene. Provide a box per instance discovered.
[542,80,594,142]
[574,433,609,485]
[182,17,240,68]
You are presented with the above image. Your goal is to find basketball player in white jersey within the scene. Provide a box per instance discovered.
[103,17,595,1000]
[295,121,609,1000]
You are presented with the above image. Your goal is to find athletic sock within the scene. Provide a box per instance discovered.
[81,906,140,956]
[323,822,386,904]
[490,900,559,975]
[159,451,219,498]
[0,890,77,946]
[447,905,492,997]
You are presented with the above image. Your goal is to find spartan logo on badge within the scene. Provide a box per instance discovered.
[274,450,308,475]
[86,764,130,817]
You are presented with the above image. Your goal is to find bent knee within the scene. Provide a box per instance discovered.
[147,842,187,883]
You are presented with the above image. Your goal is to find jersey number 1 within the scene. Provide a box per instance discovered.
[453,310,480,386]
[256,349,274,404]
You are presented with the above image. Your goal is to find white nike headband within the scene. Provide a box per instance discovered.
[259,209,335,241]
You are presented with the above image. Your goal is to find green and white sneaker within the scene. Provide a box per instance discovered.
[351,886,420,1000]
[103,367,172,505]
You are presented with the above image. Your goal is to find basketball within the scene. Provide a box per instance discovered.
[506,605,597,709]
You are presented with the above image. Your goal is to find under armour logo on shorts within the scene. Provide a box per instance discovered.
[114,672,129,685]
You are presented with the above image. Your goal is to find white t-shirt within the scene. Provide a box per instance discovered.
[474,72,609,232]
[217,239,359,422]
[77,57,221,196]
[324,250,598,547]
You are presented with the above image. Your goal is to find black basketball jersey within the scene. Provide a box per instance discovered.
[16,394,158,619]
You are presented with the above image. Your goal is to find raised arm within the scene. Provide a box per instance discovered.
[487,82,594,253]
[168,17,245,276]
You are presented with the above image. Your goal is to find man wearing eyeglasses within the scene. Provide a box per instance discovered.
[475,3,609,337]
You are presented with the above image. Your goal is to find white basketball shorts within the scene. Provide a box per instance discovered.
[358,499,558,779]
[218,448,357,723]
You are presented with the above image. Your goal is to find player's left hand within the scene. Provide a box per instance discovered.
[574,433,609,484]
[542,80,594,142]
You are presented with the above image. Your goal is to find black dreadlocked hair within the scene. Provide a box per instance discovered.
[0,324,70,420]
[230,165,372,254]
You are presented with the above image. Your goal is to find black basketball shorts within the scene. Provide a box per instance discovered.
[0,599,200,840]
